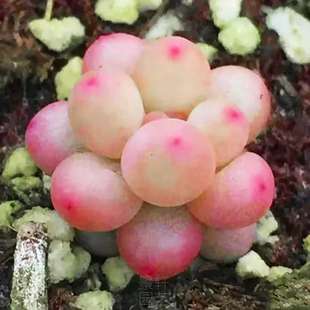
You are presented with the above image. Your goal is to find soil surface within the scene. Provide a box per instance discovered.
[1,1,310,309]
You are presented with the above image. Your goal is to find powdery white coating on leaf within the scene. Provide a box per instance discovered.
[132,36,212,118]
[209,65,271,142]
[266,7,310,64]
[187,98,249,166]
[209,0,243,28]
[25,101,85,175]
[200,224,256,263]
[218,17,261,55]
[117,204,203,280]
[29,17,85,52]
[55,57,83,100]
[68,70,145,159]
[13,206,75,242]
[144,14,184,42]
[121,118,216,206]
[187,152,275,228]
[82,33,145,75]
[51,152,142,231]
[73,291,114,310]
[101,256,134,291]
[236,250,270,278]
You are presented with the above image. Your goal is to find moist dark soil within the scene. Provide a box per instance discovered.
[1,1,310,309]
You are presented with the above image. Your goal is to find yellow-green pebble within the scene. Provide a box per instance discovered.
[2,147,37,179]
[0,201,21,228]
[218,17,261,55]
[55,57,83,100]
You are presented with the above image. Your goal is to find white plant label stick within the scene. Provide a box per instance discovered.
[11,222,48,310]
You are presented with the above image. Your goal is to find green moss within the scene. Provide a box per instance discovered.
[267,263,310,309]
